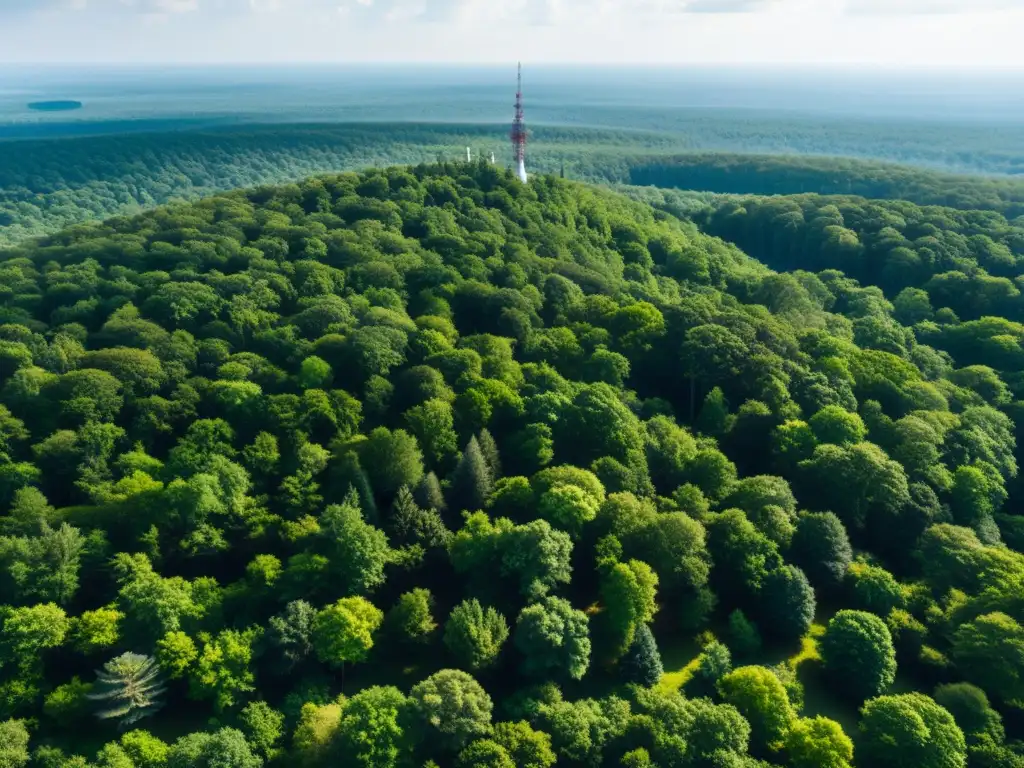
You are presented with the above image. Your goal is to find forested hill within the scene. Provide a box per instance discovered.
[4,122,1024,247]
[627,154,1024,218]
[1,164,1024,767]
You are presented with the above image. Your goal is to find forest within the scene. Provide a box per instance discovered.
[0,160,1022,767]
[3,122,1024,248]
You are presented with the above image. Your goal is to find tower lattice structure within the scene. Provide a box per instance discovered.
[511,62,528,183]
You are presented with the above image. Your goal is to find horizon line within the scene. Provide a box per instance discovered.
[2,61,1023,72]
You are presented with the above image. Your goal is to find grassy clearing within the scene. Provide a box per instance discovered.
[654,616,867,736]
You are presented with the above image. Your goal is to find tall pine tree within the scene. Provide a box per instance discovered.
[416,471,446,513]
[477,429,502,481]
[331,451,378,524]
[449,437,494,515]
[390,485,450,549]
[620,624,663,687]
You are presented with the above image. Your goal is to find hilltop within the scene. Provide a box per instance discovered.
[0,164,1022,767]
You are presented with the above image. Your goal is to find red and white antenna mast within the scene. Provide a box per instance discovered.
[511,62,528,183]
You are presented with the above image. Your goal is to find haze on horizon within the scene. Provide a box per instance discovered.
[2,0,1023,69]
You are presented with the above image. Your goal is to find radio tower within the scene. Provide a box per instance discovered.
[511,62,528,183]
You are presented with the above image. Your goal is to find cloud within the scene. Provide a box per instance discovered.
[0,0,789,18]
[680,0,778,12]
[843,0,1020,13]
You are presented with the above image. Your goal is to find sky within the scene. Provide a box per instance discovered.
[2,0,1023,67]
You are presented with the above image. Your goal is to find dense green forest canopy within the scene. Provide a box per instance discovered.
[628,155,1024,218]
[1,162,1024,766]
[3,122,1024,247]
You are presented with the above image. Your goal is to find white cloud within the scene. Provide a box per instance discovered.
[1,0,1021,64]
[0,0,801,18]
[842,0,1021,12]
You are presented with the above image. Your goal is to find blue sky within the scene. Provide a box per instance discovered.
[2,0,1023,66]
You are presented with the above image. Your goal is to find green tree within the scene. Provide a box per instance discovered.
[627,511,709,593]
[644,415,698,492]
[188,628,260,712]
[728,610,763,659]
[297,356,333,389]
[336,686,410,768]
[267,600,316,670]
[237,701,284,761]
[165,728,262,768]
[360,427,424,499]
[1,522,85,606]
[535,694,630,766]
[70,608,122,655]
[491,721,556,768]
[696,386,731,436]
[43,678,92,727]
[444,600,510,671]
[685,639,732,699]
[718,665,796,751]
[859,693,967,768]
[620,623,663,687]
[600,558,658,657]
[387,589,437,644]
[409,669,493,753]
[0,603,69,675]
[809,406,867,445]
[292,700,343,767]
[706,508,781,597]
[389,486,450,549]
[457,740,514,768]
[311,597,384,669]
[538,483,600,539]
[405,399,459,468]
[846,560,904,617]
[790,512,852,588]
[820,610,897,701]
[933,683,1005,751]
[88,653,166,727]
[785,716,854,768]
[119,729,170,768]
[800,442,910,530]
[952,612,1024,705]
[759,565,816,642]
[450,436,494,514]
[501,519,574,600]
[0,719,29,768]
[111,553,210,643]
[514,597,591,681]
[416,471,447,513]
[155,631,197,680]
[477,429,502,480]
[319,491,391,595]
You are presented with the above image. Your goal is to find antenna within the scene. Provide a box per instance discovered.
[511,61,528,183]
[466,146,472,163]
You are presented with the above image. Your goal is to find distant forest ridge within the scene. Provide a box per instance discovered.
[1,121,1023,247]
[2,116,1023,176]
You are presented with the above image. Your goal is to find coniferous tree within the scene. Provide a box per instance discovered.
[477,429,502,480]
[450,437,494,515]
[620,624,663,687]
[88,653,166,727]
[330,451,379,523]
[390,485,450,549]
[416,471,447,513]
